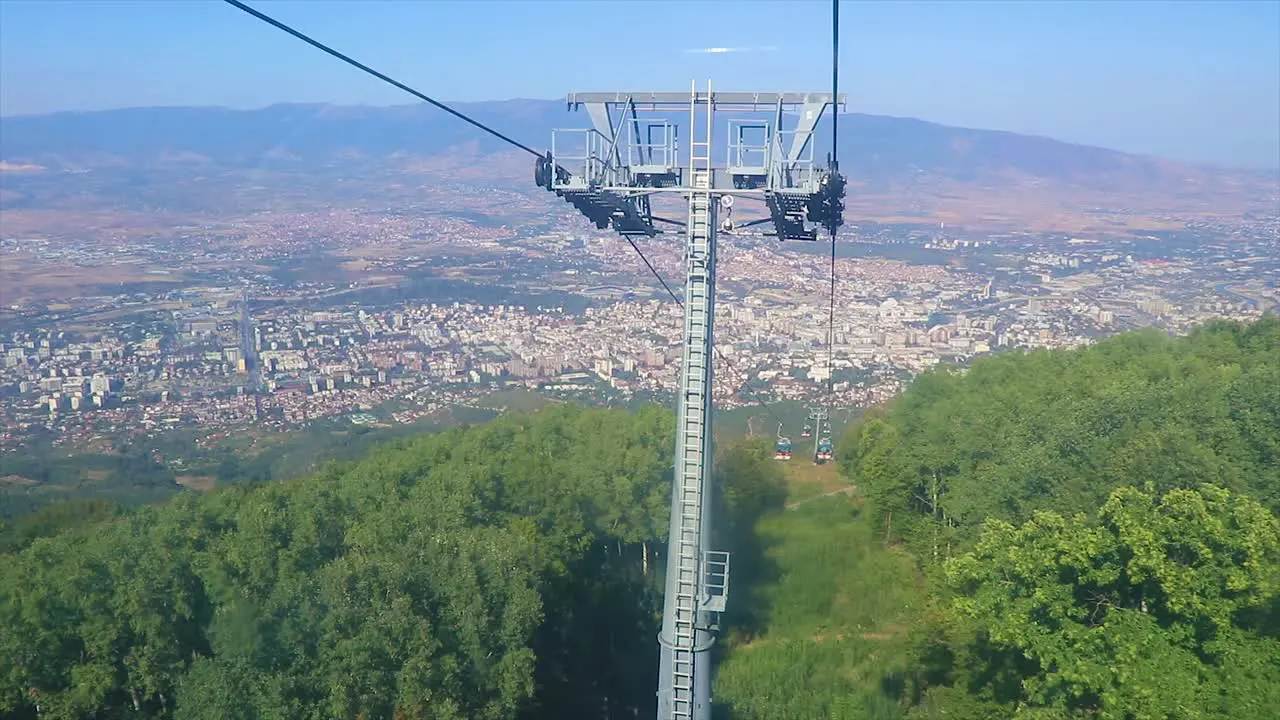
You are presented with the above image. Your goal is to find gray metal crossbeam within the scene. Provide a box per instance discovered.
[569,91,847,109]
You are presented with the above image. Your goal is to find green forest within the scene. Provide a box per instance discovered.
[1,317,1277,719]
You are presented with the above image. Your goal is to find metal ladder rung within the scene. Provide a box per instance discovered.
[664,80,717,718]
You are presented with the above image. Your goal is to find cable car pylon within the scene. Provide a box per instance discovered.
[541,80,845,719]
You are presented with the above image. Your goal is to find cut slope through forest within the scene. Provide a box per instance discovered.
[715,486,924,720]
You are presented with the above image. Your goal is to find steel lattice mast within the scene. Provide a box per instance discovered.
[535,82,845,720]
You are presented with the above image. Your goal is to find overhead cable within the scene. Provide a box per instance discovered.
[221,0,543,158]
[825,0,841,406]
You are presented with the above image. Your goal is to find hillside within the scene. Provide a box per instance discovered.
[0,404,688,717]
[1,317,1277,718]
[2,102,1275,229]
[834,316,1280,718]
[847,316,1280,537]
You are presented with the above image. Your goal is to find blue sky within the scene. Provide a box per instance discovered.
[1,0,1277,168]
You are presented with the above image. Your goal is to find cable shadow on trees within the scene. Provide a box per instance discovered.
[714,439,789,638]
[524,539,664,719]
[708,440,790,720]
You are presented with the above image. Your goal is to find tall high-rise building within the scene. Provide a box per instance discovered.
[90,373,112,396]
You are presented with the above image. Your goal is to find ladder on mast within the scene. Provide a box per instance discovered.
[669,79,716,719]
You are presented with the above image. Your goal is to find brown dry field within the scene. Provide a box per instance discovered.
[333,242,442,260]
[846,186,1258,235]
[842,165,1277,233]
[1,255,187,302]
[3,163,1272,304]
[331,240,500,261]
[54,303,189,332]
[175,475,217,491]
[0,209,202,237]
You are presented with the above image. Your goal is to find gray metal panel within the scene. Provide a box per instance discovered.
[584,103,616,142]
[583,103,626,176]
[787,100,828,168]
[592,168,823,194]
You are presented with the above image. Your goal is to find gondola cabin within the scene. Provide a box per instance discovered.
[816,437,834,463]
[774,437,793,461]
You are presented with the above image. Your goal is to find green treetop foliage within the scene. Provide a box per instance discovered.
[0,404,715,718]
[940,484,1280,719]
[821,317,1280,720]
[4,318,1277,720]
[0,498,125,554]
[0,402,787,719]
[841,317,1280,561]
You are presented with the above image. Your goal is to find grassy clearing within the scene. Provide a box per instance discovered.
[715,403,864,444]
[474,388,558,412]
[174,475,216,491]
[714,486,925,720]
[779,460,849,506]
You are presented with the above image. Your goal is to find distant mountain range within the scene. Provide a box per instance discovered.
[2,101,1275,228]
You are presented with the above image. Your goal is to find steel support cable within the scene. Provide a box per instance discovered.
[826,232,838,402]
[221,0,543,158]
[825,0,841,409]
[831,0,840,173]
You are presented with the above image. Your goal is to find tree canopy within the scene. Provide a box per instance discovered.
[942,484,1280,719]
[0,404,712,718]
[832,317,1280,719]
[844,317,1280,560]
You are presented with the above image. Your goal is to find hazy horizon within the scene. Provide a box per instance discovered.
[4,98,1279,173]
[1,0,1277,169]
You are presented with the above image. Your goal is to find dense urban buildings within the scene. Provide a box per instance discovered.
[2,201,1275,453]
